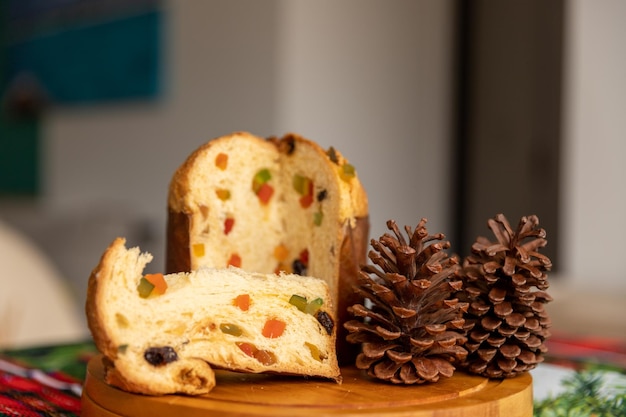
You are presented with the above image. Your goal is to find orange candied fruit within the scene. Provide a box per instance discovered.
[274,262,292,274]
[192,243,205,257]
[216,188,231,201]
[215,152,228,170]
[145,273,168,295]
[233,294,250,311]
[262,318,286,338]
[273,244,289,262]
[236,342,276,366]
[228,253,242,268]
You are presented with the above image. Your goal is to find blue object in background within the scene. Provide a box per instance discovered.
[5,6,162,104]
[0,0,162,194]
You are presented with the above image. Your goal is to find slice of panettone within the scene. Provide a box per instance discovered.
[86,238,341,396]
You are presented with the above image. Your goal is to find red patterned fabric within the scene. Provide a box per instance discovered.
[0,359,81,417]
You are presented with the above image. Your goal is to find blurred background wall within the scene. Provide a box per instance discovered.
[1,0,624,344]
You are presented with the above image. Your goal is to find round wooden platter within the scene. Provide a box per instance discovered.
[81,355,533,417]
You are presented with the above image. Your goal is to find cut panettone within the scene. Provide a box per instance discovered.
[166,131,369,363]
[86,238,341,396]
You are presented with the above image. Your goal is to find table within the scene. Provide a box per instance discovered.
[1,335,625,417]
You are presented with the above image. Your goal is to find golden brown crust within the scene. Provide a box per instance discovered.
[85,237,126,361]
[336,216,370,365]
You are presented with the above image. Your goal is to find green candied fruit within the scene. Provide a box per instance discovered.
[289,294,308,312]
[293,174,309,195]
[118,344,129,354]
[252,168,272,192]
[313,211,324,226]
[220,323,243,336]
[137,277,155,298]
[305,297,324,315]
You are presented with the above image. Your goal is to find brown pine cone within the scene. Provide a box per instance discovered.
[344,219,468,384]
[458,214,553,378]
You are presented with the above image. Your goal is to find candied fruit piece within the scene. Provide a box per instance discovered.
[313,211,323,226]
[289,294,308,312]
[145,273,167,295]
[220,323,243,336]
[256,183,274,205]
[137,277,155,298]
[300,193,313,209]
[216,188,231,201]
[293,174,309,195]
[215,152,228,170]
[116,313,129,328]
[305,297,323,315]
[233,294,250,311]
[192,243,205,257]
[305,342,322,362]
[274,262,292,274]
[252,168,274,204]
[262,318,286,338]
[294,174,314,208]
[228,253,242,268]
[299,249,309,265]
[339,163,356,182]
[273,244,289,262]
[224,217,235,235]
[236,342,256,357]
[236,342,276,365]
[254,349,277,366]
[252,168,272,192]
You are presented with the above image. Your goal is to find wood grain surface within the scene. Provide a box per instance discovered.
[81,355,533,416]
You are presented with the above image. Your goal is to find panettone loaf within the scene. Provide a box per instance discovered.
[166,132,369,363]
[86,238,341,396]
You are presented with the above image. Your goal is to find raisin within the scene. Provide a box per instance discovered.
[292,259,307,275]
[327,147,339,164]
[282,135,296,155]
[317,189,327,202]
[316,311,334,335]
[144,346,178,366]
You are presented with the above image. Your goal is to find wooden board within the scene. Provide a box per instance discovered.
[81,355,533,416]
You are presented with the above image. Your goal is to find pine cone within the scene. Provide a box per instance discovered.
[344,219,468,384]
[459,214,553,378]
